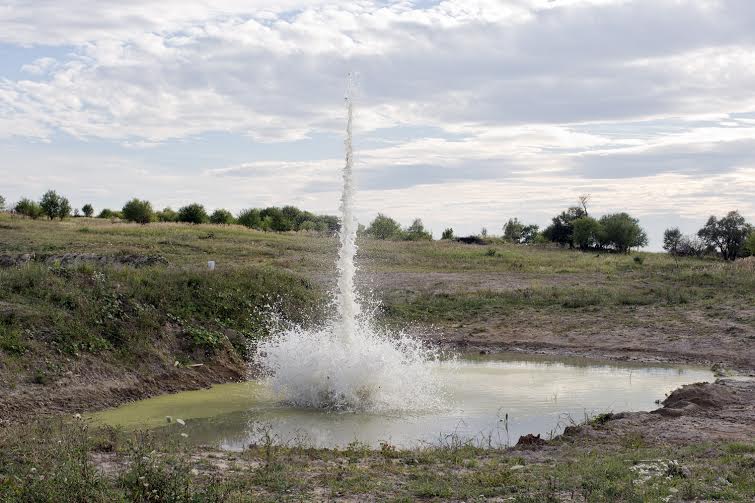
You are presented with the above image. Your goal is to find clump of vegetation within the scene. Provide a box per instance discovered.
[40,190,72,220]
[209,208,235,225]
[697,211,752,261]
[97,208,122,219]
[14,198,44,219]
[81,203,94,218]
[121,198,155,224]
[364,214,432,241]
[156,207,178,222]
[177,203,209,224]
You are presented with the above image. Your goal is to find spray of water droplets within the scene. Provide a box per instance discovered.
[254,78,443,412]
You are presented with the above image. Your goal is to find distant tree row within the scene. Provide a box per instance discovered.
[10,190,73,220]
[664,211,753,261]
[362,214,432,241]
[105,199,339,233]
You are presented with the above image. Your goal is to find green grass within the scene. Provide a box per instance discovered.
[1,420,753,502]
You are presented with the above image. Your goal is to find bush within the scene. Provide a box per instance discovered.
[573,217,602,250]
[238,208,262,229]
[122,199,155,224]
[14,198,44,219]
[0,194,5,211]
[744,231,755,257]
[502,218,524,242]
[403,218,432,241]
[209,209,235,225]
[156,207,177,222]
[543,206,586,248]
[97,209,121,219]
[365,214,403,240]
[441,228,454,240]
[177,204,209,224]
[81,204,94,218]
[598,213,648,253]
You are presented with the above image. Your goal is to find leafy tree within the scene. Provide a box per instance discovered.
[177,203,209,224]
[403,218,432,241]
[156,207,178,222]
[0,194,5,211]
[366,214,403,240]
[58,197,72,220]
[441,228,454,240]
[237,208,262,229]
[663,227,683,255]
[543,207,586,248]
[697,211,752,261]
[40,190,64,220]
[572,217,602,250]
[122,198,155,224]
[598,213,648,253]
[210,209,235,225]
[743,231,755,257]
[81,203,94,218]
[14,198,44,219]
[259,207,292,231]
[502,218,524,243]
[520,224,540,244]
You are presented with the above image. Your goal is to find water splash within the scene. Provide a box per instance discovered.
[255,78,442,412]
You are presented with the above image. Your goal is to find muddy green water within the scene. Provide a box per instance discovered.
[92,354,713,449]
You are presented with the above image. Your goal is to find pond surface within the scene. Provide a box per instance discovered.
[92,354,713,449]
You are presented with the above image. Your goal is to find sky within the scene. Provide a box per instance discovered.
[1,0,754,249]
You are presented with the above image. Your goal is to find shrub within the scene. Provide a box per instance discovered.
[238,208,262,229]
[502,218,524,242]
[403,218,432,241]
[209,209,235,225]
[663,227,682,254]
[97,208,121,219]
[177,203,209,224]
[598,213,648,253]
[441,228,454,240]
[156,207,178,222]
[365,214,403,240]
[14,198,44,219]
[543,206,586,248]
[573,217,602,250]
[744,231,755,257]
[121,198,155,224]
[0,194,5,211]
[81,204,94,217]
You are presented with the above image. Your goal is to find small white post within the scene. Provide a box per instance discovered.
[207,260,216,271]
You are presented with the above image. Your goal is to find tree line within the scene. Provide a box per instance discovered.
[3,191,753,260]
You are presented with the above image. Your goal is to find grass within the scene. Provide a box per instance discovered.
[0,419,753,502]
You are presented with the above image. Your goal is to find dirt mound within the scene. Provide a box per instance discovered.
[653,382,740,417]
[0,253,167,268]
[516,433,547,448]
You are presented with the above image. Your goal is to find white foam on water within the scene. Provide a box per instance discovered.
[255,78,443,412]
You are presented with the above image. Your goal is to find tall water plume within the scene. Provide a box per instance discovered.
[255,80,442,412]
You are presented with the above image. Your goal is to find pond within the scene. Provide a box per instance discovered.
[91,354,713,449]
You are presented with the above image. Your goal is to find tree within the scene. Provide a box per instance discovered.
[210,209,235,225]
[365,214,403,240]
[122,199,155,224]
[259,207,292,231]
[156,207,178,222]
[0,194,5,211]
[441,228,454,240]
[237,208,262,229]
[73,208,81,218]
[404,218,432,241]
[578,194,591,215]
[697,211,752,261]
[598,213,648,253]
[743,231,755,257]
[543,206,586,248]
[520,224,540,244]
[40,190,63,220]
[57,197,72,220]
[502,218,524,243]
[676,235,706,258]
[572,217,602,250]
[663,228,683,255]
[98,208,119,219]
[15,198,43,219]
[81,204,94,218]
[177,203,209,224]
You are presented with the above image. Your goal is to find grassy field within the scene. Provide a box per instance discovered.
[1,418,753,502]
[1,214,754,502]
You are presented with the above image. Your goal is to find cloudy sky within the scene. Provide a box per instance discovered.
[2,0,754,248]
